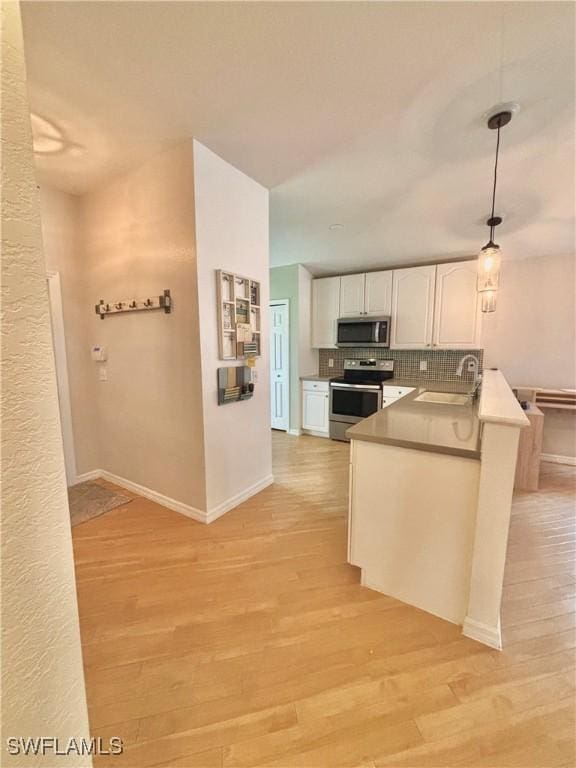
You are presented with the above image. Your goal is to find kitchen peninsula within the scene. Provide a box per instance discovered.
[347,369,529,649]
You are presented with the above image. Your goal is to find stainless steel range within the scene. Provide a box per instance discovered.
[329,359,394,441]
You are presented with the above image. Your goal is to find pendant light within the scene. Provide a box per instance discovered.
[477,109,512,312]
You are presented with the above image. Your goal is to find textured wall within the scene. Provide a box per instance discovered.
[1,2,91,765]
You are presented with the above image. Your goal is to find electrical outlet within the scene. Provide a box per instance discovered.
[328,358,334,368]
[467,360,477,372]
[252,368,258,383]
[99,367,108,382]
[419,360,427,372]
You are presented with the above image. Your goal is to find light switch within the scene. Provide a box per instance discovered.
[419,360,427,372]
[328,358,334,368]
[99,367,108,382]
[91,345,107,362]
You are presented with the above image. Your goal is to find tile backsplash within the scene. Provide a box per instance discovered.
[318,348,484,382]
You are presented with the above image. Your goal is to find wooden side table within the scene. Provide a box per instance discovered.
[514,403,544,491]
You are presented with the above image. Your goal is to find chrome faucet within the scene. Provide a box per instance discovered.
[456,354,481,392]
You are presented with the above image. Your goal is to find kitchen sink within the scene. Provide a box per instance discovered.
[414,391,471,406]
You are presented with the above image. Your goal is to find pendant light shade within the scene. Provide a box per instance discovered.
[480,290,498,314]
[477,242,501,293]
[477,108,513,312]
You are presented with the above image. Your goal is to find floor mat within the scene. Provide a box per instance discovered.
[68,480,132,526]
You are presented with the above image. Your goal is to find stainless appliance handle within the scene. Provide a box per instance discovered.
[373,322,380,344]
[330,383,382,391]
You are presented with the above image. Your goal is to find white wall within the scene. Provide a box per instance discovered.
[482,254,575,389]
[194,140,272,515]
[1,2,91,764]
[38,140,273,520]
[482,253,575,460]
[40,187,99,474]
[80,142,206,510]
[298,264,319,379]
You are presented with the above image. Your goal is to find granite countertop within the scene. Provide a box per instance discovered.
[346,378,481,459]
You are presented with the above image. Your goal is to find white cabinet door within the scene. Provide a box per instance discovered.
[312,277,340,348]
[390,265,436,349]
[339,273,365,317]
[269,302,290,431]
[302,389,329,433]
[433,261,482,349]
[365,270,392,316]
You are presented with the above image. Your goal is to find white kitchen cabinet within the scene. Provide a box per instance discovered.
[390,265,436,349]
[433,261,482,349]
[312,276,340,348]
[302,380,329,436]
[365,270,393,316]
[339,271,393,317]
[339,273,366,317]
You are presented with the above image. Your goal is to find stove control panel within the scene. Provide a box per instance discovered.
[343,359,394,371]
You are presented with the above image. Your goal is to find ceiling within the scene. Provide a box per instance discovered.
[22,2,575,274]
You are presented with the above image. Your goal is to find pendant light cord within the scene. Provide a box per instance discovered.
[490,122,501,243]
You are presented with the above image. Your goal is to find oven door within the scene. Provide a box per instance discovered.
[329,384,382,424]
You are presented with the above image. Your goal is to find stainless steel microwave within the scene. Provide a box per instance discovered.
[336,316,391,348]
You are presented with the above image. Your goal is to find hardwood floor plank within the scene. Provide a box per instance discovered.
[69,439,574,768]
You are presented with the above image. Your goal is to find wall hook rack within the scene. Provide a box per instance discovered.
[95,290,171,319]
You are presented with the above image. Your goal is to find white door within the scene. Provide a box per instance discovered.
[339,273,365,317]
[365,270,393,316]
[433,261,482,349]
[270,301,290,431]
[390,265,436,349]
[312,276,340,348]
[47,272,77,485]
[302,390,329,432]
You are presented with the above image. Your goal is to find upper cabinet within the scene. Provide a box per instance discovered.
[364,271,393,316]
[339,274,365,317]
[339,271,393,317]
[312,260,481,351]
[390,265,436,349]
[433,261,481,349]
[312,276,340,348]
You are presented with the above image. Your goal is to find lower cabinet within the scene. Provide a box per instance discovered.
[301,380,329,437]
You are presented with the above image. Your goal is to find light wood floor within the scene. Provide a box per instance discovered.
[73,433,576,768]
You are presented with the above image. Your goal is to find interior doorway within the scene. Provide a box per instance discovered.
[47,271,77,485]
[269,300,290,431]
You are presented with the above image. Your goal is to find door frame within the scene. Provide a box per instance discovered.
[47,271,78,485]
[269,299,290,432]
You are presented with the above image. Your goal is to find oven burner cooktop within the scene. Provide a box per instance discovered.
[330,376,383,387]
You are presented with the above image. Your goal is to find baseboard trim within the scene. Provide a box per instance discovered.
[301,429,330,439]
[206,475,274,524]
[287,428,301,437]
[100,470,208,523]
[462,616,502,650]
[71,469,101,485]
[72,468,208,523]
[70,469,274,526]
[541,453,576,466]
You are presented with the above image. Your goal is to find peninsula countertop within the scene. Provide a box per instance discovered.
[346,378,481,459]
